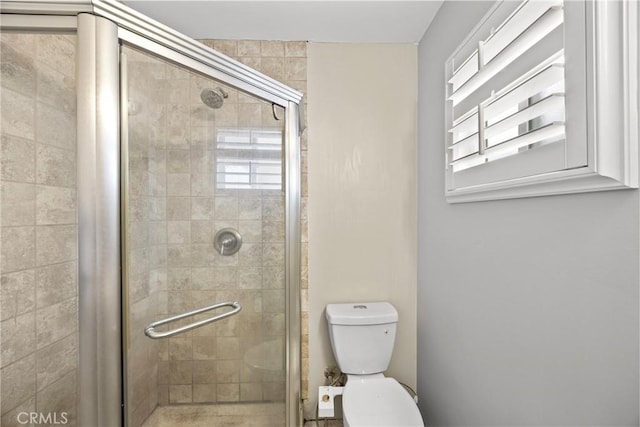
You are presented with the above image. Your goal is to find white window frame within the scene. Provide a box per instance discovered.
[444,0,638,203]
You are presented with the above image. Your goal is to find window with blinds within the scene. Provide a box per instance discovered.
[215,129,282,190]
[446,0,569,191]
[444,0,638,203]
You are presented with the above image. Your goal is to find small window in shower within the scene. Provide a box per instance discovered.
[215,128,282,190]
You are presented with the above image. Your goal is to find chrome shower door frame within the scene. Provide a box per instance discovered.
[1,2,304,426]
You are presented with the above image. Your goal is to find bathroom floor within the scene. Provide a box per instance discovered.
[141,402,285,427]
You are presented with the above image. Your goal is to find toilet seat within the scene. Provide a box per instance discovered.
[342,377,424,427]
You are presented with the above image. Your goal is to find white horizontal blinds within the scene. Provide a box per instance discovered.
[483,53,565,151]
[447,0,566,174]
[449,0,563,106]
[216,128,282,190]
[482,0,563,64]
[484,93,564,145]
[449,52,478,92]
[449,107,480,160]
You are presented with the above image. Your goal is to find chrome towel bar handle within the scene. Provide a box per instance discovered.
[144,301,242,339]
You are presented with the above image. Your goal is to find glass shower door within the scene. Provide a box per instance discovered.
[121,44,286,427]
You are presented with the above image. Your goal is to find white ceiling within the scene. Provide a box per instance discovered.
[124,1,444,43]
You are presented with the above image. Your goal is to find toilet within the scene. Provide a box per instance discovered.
[325,302,425,427]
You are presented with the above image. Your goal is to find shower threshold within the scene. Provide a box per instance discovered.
[141,402,285,427]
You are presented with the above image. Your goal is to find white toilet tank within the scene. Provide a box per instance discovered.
[325,302,398,375]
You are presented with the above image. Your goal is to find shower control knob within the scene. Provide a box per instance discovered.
[214,228,242,256]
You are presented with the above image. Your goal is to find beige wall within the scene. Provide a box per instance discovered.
[306,43,418,417]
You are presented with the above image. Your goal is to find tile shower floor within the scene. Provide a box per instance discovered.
[141,403,285,427]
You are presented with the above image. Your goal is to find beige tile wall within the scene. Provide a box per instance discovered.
[200,39,310,403]
[125,47,168,427]
[1,33,78,427]
[125,40,307,424]
[0,32,306,427]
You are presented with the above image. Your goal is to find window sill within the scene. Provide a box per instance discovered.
[446,166,636,203]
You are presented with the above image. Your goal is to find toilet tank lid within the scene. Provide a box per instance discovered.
[326,302,398,325]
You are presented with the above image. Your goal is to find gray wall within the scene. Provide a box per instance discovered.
[417,2,639,425]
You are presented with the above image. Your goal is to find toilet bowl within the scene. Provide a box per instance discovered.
[342,376,424,427]
[326,302,424,427]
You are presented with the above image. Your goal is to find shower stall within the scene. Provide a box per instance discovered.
[0,2,302,426]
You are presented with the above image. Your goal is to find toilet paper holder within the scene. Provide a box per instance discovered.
[318,385,344,418]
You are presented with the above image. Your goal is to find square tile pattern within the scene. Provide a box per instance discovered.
[1,33,79,427]
[0,33,308,427]
[124,40,308,427]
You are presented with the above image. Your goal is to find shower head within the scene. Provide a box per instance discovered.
[200,87,228,109]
